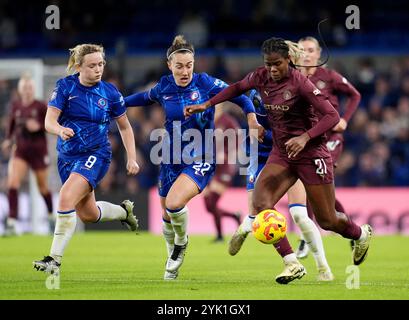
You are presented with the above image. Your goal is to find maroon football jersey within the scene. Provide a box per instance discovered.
[308,67,360,121]
[243,67,339,159]
[6,99,48,149]
[214,112,240,164]
[215,112,240,131]
[208,66,340,160]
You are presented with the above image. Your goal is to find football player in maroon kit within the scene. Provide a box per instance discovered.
[203,106,241,243]
[290,36,361,259]
[1,75,54,235]
[185,37,372,282]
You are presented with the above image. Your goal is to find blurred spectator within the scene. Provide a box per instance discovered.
[0,12,17,50]
[399,76,409,98]
[354,58,376,107]
[176,11,209,48]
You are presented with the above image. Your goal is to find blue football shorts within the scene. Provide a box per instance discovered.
[158,161,216,197]
[57,153,111,190]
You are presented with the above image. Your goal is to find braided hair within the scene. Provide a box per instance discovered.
[261,37,304,68]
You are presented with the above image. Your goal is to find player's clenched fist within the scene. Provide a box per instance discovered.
[126,159,140,176]
[59,127,75,140]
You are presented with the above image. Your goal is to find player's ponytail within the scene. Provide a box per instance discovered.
[66,44,105,74]
[166,35,195,61]
[285,41,305,66]
[66,48,77,74]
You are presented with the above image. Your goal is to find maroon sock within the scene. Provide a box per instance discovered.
[333,202,361,240]
[8,189,18,219]
[339,219,362,240]
[204,192,223,238]
[335,198,345,214]
[273,236,294,257]
[41,192,53,214]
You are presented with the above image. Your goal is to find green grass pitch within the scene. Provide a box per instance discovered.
[1,231,408,300]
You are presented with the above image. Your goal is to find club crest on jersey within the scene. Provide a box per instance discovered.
[283,90,292,100]
[97,98,107,108]
[316,80,326,89]
[190,91,200,101]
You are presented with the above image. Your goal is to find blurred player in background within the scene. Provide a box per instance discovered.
[33,44,139,274]
[185,37,373,281]
[291,36,361,259]
[203,106,241,243]
[1,75,54,236]
[125,35,261,280]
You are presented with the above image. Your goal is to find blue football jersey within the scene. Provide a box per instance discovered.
[48,74,126,158]
[126,72,254,165]
[246,89,273,161]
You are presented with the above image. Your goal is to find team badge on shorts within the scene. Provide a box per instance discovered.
[97,98,107,108]
[249,175,255,183]
[283,90,292,100]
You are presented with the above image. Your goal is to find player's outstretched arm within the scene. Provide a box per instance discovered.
[183,100,212,117]
[116,114,140,176]
[45,107,74,140]
[247,113,265,143]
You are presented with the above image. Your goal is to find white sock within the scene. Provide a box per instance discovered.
[167,206,188,246]
[162,218,175,256]
[50,210,77,263]
[283,253,298,264]
[95,201,127,222]
[241,215,256,233]
[289,204,330,271]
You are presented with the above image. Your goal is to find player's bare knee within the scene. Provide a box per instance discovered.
[165,198,185,211]
[253,193,274,213]
[253,201,274,214]
[58,193,76,212]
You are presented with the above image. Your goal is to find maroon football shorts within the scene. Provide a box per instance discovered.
[326,133,344,167]
[266,151,334,185]
[212,163,238,186]
[14,143,49,170]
